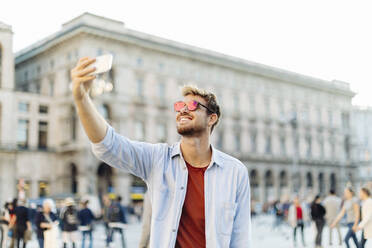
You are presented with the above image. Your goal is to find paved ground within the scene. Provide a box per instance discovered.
[18,215,372,247]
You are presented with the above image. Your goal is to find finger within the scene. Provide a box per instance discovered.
[77,58,96,70]
[76,66,96,77]
[78,57,91,63]
[79,75,96,82]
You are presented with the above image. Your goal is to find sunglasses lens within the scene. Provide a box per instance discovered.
[174,102,186,111]
[187,101,198,111]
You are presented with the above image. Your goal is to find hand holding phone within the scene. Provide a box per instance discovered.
[90,54,113,75]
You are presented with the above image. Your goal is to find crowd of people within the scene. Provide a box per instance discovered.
[0,194,131,248]
[271,186,372,248]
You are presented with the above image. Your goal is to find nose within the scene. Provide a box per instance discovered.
[179,105,189,114]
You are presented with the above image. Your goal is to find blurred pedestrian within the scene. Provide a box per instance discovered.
[310,195,326,248]
[288,196,307,247]
[139,193,151,248]
[60,198,79,248]
[101,195,111,246]
[78,200,95,248]
[9,199,17,248]
[331,187,360,248]
[272,200,284,230]
[0,202,11,248]
[107,196,127,248]
[35,199,58,248]
[323,189,342,246]
[13,199,31,248]
[353,187,372,248]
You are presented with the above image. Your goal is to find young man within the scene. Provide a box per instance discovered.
[353,187,372,248]
[323,189,342,246]
[70,57,251,247]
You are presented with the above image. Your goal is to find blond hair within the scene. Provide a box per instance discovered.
[181,85,221,132]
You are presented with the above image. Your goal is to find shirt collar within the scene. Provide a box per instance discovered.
[171,142,224,168]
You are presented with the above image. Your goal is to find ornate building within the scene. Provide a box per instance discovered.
[0,13,355,206]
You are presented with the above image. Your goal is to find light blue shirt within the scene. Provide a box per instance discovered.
[92,125,251,248]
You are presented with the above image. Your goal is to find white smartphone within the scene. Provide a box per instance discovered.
[90,54,113,75]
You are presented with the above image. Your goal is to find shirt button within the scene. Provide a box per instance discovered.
[172,229,176,232]
[181,186,184,190]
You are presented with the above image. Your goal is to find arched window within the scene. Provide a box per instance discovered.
[97,163,113,197]
[306,172,313,188]
[70,163,78,194]
[265,170,274,188]
[98,104,111,120]
[318,173,325,194]
[250,170,259,187]
[279,171,288,188]
[330,173,337,192]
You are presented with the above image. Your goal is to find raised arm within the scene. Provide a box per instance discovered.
[331,206,346,227]
[71,57,107,143]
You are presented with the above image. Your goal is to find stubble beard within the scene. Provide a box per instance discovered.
[177,122,206,137]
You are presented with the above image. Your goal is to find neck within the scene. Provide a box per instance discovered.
[180,132,212,168]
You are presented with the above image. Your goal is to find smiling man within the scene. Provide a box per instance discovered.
[70,57,251,248]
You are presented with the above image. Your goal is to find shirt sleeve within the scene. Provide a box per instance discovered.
[359,200,372,229]
[230,165,252,248]
[91,124,161,181]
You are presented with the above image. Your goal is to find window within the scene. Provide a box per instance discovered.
[17,119,29,148]
[280,136,286,156]
[250,130,257,153]
[50,59,54,69]
[18,102,29,113]
[265,134,272,154]
[342,112,350,130]
[38,121,48,149]
[264,97,270,116]
[49,79,54,96]
[345,136,351,159]
[158,82,165,99]
[330,140,335,159]
[306,135,312,158]
[303,106,310,123]
[317,108,322,124]
[233,93,240,111]
[319,137,324,158]
[38,181,49,197]
[156,123,167,142]
[98,104,110,120]
[234,132,241,152]
[71,106,77,141]
[137,57,143,66]
[279,100,285,119]
[97,48,103,56]
[249,95,255,113]
[217,131,224,150]
[137,78,144,97]
[39,105,48,114]
[135,121,145,141]
[328,110,333,127]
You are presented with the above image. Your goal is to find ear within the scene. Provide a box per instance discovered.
[208,113,218,127]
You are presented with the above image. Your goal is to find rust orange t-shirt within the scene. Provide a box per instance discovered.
[175,161,208,248]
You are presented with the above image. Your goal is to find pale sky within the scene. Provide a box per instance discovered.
[1,0,371,106]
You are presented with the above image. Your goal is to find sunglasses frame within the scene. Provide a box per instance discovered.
[174,100,215,113]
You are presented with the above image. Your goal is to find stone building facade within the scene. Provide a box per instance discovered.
[352,107,372,189]
[0,13,355,206]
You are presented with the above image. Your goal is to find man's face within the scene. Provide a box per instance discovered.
[176,95,210,137]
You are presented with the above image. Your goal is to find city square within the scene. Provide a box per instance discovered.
[1,2,372,248]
